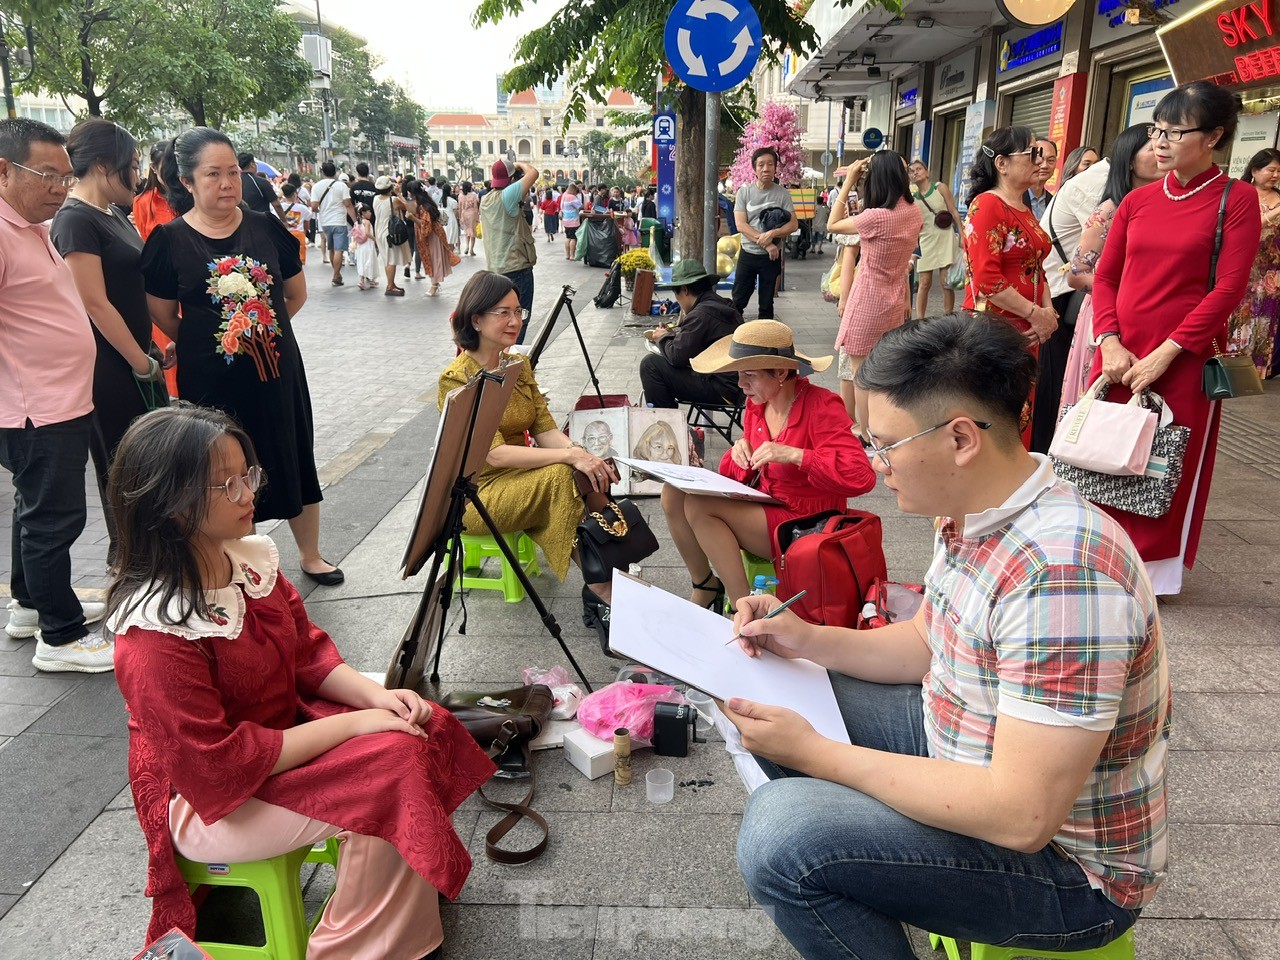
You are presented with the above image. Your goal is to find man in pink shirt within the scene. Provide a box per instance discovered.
[0,118,111,672]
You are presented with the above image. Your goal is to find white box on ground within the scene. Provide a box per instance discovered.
[563,726,616,780]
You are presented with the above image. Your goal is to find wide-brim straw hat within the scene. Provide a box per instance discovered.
[691,320,832,378]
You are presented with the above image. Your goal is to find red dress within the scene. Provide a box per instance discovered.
[717,378,877,553]
[962,192,1052,446]
[1090,168,1260,568]
[131,187,180,396]
[111,536,495,943]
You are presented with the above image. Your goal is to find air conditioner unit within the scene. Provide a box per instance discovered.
[300,34,332,78]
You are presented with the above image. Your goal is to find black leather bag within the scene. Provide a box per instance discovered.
[440,685,554,864]
[1203,178,1263,400]
[574,461,659,585]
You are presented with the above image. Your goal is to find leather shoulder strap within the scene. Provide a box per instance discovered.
[1208,177,1234,293]
[477,743,549,864]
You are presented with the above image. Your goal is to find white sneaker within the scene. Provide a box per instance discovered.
[5,599,106,639]
[31,631,115,674]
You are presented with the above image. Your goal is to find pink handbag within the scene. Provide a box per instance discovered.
[1049,377,1157,476]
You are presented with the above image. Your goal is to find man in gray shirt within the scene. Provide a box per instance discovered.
[732,147,798,319]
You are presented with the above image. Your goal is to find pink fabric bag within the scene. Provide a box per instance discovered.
[1049,376,1157,476]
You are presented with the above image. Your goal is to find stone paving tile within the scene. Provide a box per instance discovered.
[592,906,800,960]
[440,904,598,960]
[1167,751,1280,824]
[1225,920,1280,960]
[1133,919,1244,960]
[1144,824,1280,920]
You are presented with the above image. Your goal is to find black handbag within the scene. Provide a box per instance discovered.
[917,189,954,230]
[573,461,659,585]
[440,685,554,865]
[1203,178,1263,400]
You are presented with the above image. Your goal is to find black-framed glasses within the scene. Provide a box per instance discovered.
[1146,124,1209,143]
[207,465,263,504]
[865,417,992,470]
[9,161,77,189]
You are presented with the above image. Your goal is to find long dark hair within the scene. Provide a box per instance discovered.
[1101,124,1154,206]
[966,125,1035,205]
[863,149,912,210]
[409,180,441,222]
[106,405,261,626]
[1061,145,1097,183]
[1245,148,1280,184]
[451,270,516,351]
[438,180,452,208]
[66,118,137,189]
[141,142,166,195]
[160,127,236,215]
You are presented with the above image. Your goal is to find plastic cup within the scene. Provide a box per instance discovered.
[684,690,716,736]
[646,768,675,804]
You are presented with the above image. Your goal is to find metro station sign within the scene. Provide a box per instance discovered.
[1158,0,1280,90]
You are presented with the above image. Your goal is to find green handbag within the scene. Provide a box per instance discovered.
[1204,342,1263,400]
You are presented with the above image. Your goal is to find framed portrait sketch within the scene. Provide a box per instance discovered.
[567,407,630,495]
[628,407,690,495]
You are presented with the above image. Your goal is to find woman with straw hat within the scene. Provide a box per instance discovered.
[661,320,876,611]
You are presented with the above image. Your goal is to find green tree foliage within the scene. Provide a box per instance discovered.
[153,0,310,129]
[10,0,170,133]
[473,0,900,256]
[579,129,612,182]
[452,141,476,180]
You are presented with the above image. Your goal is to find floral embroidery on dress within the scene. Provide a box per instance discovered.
[239,562,262,587]
[206,255,282,382]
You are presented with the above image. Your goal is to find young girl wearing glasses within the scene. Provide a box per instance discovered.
[106,404,494,958]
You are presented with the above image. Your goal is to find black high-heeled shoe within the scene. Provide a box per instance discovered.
[582,585,614,656]
[691,571,725,611]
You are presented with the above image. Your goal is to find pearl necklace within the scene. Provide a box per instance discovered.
[69,194,114,216]
[1163,170,1224,201]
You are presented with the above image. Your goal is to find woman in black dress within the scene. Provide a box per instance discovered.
[51,119,168,560]
[141,128,343,585]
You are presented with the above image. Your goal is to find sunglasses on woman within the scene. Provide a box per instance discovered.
[1005,147,1045,163]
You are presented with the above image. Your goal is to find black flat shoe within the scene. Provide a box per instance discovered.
[691,571,725,611]
[302,564,345,586]
[582,585,615,656]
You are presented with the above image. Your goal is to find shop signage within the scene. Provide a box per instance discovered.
[997,23,1065,75]
[934,48,978,102]
[1229,110,1280,176]
[953,100,996,212]
[1044,73,1087,191]
[1157,0,1280,91]
[1094,0,1187,35]
[897,87,919,112]
[1125,76,1175,126]
[997,0,1078,28]
[911,121,932,165]
[862,127,885,150]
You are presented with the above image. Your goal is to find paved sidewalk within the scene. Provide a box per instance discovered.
[0,248,1277,959]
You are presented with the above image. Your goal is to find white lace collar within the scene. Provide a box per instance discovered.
[107,535,280,640]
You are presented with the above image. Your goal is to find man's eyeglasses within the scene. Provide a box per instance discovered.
[9,161,77,190]
[865,417,992,470]
[1146,124,1210,143]
[208,465,264,504]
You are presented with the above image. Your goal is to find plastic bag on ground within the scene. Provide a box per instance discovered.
[521,665,583,720]
[576,680,684,746]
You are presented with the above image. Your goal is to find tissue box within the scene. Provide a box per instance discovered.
[563,726,616,780]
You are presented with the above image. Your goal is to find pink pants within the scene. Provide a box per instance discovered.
[170,794,442,960]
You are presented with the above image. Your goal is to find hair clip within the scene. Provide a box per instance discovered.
[980,144,995,158]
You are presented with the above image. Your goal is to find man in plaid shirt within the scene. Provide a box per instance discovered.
[725,312,1169,960]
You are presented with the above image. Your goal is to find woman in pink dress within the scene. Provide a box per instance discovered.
[826,150,924,436]
[457,181,481,257]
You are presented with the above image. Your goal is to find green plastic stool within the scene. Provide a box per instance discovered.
[741,550,776,585]
[929,926,1135,960]
[450,531,540,603]
[177,838,340,960]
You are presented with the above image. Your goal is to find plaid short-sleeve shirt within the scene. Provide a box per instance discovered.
[923,456,1170,909]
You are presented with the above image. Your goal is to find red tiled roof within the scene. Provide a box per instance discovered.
[426,114,491,127]
[508,89,538,106]
[606,88,635,106]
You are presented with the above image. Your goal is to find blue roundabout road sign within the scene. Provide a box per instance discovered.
[663,0,763,94]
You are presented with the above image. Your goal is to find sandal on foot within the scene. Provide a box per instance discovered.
[691,572,725,611]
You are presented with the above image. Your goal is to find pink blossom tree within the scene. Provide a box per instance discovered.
[729,101,804,189]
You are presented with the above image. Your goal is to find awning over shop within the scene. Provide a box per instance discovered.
[788,0,1002,102]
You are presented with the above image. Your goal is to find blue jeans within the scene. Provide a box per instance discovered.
[738,675,1140,960]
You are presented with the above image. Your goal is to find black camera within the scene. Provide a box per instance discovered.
[652,701,704,758]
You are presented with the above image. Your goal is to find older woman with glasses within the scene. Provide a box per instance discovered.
[1090,81,1259,595]
[438,270,619,637]
[962,124,1058,447]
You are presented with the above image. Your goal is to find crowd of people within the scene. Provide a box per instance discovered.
[2,74,1269,959]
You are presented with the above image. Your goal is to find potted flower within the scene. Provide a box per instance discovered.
[617,249,656,291]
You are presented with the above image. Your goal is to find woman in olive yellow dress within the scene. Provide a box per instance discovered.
[438,271,620,638]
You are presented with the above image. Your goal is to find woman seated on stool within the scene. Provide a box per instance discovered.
[439,270,620,632]
[107,405,494,958]
[661,320,876,611]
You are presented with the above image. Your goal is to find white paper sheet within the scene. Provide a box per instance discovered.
[608,572,851,745]
[614,457,781,504]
